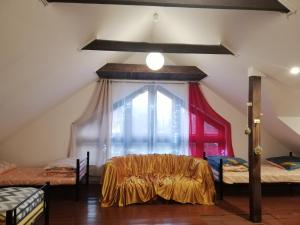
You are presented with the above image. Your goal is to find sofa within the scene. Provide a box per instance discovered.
[101,154,216,207]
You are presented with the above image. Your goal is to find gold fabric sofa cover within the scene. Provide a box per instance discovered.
[101,154,216,207]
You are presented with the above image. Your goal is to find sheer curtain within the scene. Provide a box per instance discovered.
[111,81,189,157]
[68,79,112,170]
[68,80,234,172]
[189,83,234,157]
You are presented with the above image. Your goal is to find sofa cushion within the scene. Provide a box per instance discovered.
[119,176,156,206]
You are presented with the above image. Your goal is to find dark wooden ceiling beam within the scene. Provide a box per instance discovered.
[97,63,207,81]
[47,0,289,13]
[82,39,234,55]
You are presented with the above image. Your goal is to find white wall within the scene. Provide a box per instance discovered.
[0,82,290,166]
[0,81,97,166]
[201,85,289,160]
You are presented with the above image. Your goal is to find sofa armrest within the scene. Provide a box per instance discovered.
[101,162,120,207]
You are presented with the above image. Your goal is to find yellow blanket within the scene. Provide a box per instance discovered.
[101,154,216,207]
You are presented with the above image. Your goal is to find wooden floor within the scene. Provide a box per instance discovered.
[37,185,300,225]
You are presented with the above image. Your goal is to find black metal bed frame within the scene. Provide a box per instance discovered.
[75,151,90,201]
[5,183,50,225]
[205,152,298,200]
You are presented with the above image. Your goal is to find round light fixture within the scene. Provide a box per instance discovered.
[146,52,165,71]
[290,66,300,75]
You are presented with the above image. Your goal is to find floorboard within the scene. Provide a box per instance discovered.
[36,185,300,225]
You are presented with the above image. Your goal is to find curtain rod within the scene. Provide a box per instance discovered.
[98,79,200,85]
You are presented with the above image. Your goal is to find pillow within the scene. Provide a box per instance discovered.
[0,161,16,174]
[207,156,248,172]
[266,156,300,170]
[44,158,76,171]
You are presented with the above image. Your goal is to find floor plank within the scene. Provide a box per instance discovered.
[36,185,300,225]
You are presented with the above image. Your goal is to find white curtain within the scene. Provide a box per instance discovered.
[68,79,112,171]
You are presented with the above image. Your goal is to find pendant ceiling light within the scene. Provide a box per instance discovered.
[146,52,165,71]
[290,66,300,75]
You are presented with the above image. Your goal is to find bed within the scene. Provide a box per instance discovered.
[0,152,89,201]
[0,183,49,225]
[214,162,300,184]
[206,152,300,199]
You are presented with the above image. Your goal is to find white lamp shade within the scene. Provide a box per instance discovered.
[146,52,165,71]
[290,66,300,75]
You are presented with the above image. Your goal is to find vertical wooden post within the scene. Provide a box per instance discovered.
[248,76,262,223]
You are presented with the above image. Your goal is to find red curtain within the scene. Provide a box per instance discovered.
[189,83,234,158]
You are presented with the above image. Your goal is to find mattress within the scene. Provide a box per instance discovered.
[213,163,300,184]
[0,187,44,225]
[0,168,76,186]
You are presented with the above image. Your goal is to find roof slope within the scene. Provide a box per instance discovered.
[0,0,300,150]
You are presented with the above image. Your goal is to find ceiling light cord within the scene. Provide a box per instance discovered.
[146,12,165,71]
[150,12,159,44]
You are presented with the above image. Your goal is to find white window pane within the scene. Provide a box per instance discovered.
[112,105,125,137]
[111,144,124,157]
[156,91,172,136]
[127,145,149,155]
[180,107,189,155]
[191,113,197,135]
[152,145,173,154]
[132,91,149,138]
[111,82,189,157]
[204,121,219,135]
[204,142,219,156]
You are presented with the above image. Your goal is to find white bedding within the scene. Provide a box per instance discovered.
[213,162,300,184]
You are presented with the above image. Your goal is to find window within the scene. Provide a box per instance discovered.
[203,120,225,156]
[189,112,226,156]
[188,83,234,157]
[111,84,188,157]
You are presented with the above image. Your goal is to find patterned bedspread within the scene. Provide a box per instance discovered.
[212,163,300,184]
[0,187,44,224]
[0,167,76,186]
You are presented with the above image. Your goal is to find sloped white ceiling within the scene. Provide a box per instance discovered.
[1,0,300,151]
[278,117,300,135]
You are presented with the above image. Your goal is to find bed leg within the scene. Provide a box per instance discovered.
[219,159,224,200]
[76,159,80,201]
[203,151,207,160]
[44,182,50,225]
[86,151,90,185]
[288,183,294,196]
[86,175,89,186]
[75,183,80,201]
[6,210,13,225]
[219,182,224,200]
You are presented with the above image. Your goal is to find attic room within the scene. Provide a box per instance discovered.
[1,0,300,224]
